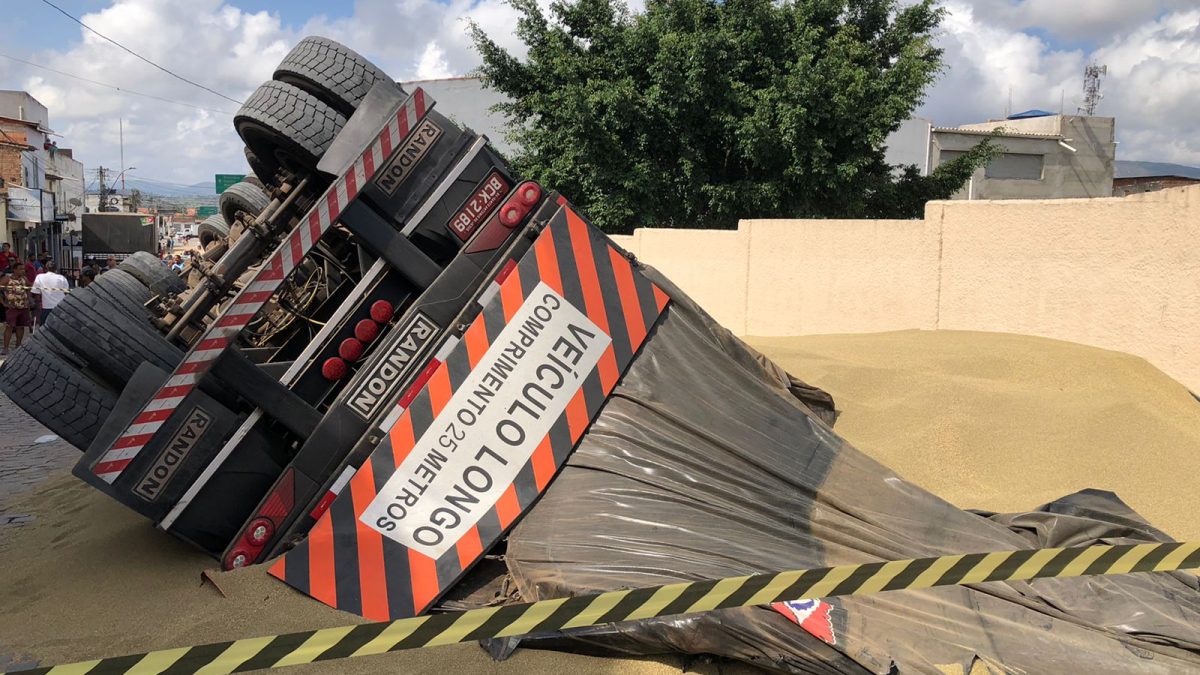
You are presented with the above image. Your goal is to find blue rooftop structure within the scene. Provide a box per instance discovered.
[1007,109,1056,120]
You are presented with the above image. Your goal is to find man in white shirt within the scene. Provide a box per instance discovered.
[31,261,69,326]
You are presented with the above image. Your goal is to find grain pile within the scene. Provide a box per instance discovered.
[747,330,1200,541]
[2,329,1196,673]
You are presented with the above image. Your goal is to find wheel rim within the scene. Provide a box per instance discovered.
[235,118,321,177]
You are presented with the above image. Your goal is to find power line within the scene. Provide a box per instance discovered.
[0,53,236,115]
[37,0,244,106]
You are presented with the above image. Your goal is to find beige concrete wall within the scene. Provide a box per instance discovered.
[618,185,1200,391]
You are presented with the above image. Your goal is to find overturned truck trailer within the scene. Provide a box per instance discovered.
[3,36,1199,673]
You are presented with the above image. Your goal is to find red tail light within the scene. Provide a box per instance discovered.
[226,548,252,569]
[223,469,295,570]
[246,518,274,545]
[498,181,542,228]
[517,181,542,206]
[499,203,525,227]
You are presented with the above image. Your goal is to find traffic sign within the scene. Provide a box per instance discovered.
[197,205,218,218]
[215,174,246,194]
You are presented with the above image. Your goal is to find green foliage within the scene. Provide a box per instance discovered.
[861,134,1001,218]
[471,0,991,232]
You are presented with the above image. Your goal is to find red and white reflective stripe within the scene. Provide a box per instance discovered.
[434,335,460,362]
[310,465,358,520]
[92,89,431,484]
[476,259,517,308]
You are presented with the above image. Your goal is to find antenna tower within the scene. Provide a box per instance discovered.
[1079,63,1107,116]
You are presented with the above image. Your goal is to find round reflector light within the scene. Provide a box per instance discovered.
[225,549,251,570]
[339,337,364,362]
[500,204,524,227]
[517,182,542,206]
[370,300,394,323]
[322,357,348,380]
[247,518,274,546]
[355,319,380,343]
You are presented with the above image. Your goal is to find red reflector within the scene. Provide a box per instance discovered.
[322,357,347,380]
[398,358,441,410]
[370,300,394,323]
[259,468,295,521]
[516,181,541,206]
[247,518,274,546]
[494,258,518,285]
[339,337,364,362]
[355,319,380,342]
[310,491,337,520]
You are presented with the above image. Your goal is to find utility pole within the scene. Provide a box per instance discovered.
[119,119,126,192]
[97,166,107,212]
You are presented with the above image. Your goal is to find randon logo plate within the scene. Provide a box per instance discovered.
[346,312,439,420]
[135,407,213,501]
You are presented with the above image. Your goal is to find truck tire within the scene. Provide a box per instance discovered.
[0,332,117,451]
[273,36,392,117]
[234,80,346,178]
[198,214,230,248]
[43,286,183,389]
[245,147,275,187]
[219,181,270,225]
[118,251,186,296]
[241,175,265,190]
[88,268,152,318]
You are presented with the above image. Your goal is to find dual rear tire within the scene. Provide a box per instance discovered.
[0,267,183,451]
[235,36,393,183]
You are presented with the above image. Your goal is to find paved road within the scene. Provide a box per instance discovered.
[0,391,77,514]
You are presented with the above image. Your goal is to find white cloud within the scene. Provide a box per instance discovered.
[920,2,1200,164]
[415,43,455,81]
[7,0,1200,190]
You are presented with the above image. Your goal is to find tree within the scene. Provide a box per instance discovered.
[129,188,142,211]
[471,0,994,233]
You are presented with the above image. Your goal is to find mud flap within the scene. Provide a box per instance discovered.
[269,203,670,620]
[74,362,243,524]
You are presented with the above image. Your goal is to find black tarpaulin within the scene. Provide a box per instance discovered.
[479,265,1200,673]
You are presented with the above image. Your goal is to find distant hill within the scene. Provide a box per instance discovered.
[119,177,216,198]
[1115,161,1200,179]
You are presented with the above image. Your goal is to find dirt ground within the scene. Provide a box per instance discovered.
[1,329,1197,673]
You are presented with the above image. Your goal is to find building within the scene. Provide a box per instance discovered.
[938,112,1116,200]
[85,192,132,213]
[883,111,1116,199]
[0,90,85,270]
[1112,175,1200,197]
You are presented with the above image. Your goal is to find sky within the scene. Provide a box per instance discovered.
[1,0,1198,189]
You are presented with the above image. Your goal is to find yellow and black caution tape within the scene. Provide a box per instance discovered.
[15,541,1200,675]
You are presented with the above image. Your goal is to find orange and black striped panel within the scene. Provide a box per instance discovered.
[270,202,670,621]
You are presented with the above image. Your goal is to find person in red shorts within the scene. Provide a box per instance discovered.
[2,269,33,355]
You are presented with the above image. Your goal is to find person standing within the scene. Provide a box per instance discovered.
[2,269,33,354]
[104,255,118,273]
[31,261,68,326]
[22,254,37,285]
[0,243,17,274]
